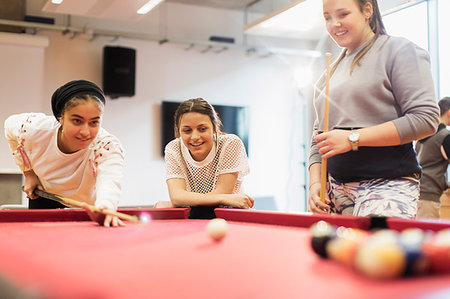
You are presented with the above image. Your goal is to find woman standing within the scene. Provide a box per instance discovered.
[308,0,439,218]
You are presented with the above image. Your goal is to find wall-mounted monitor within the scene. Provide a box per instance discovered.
[161,101,249,156]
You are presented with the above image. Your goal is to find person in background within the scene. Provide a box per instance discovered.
[308,0,439,218]
[4,80,125,227]
[415,97,450,219]
[155,98,254,219]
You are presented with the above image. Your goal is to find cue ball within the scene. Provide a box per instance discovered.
[207,218,228,241]
[139,212,152,224]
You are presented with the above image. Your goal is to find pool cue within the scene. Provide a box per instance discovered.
[320,52,332,204]
[26,188,139,223]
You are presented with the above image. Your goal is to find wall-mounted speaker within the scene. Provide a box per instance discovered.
[102,46,136,99]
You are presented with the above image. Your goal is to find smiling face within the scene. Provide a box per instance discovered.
[179,112,215,161]
[58,97,103,154]
[323,0,374,52]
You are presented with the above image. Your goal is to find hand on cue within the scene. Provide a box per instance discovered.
[308,181,331,213]
[82,203,125,227]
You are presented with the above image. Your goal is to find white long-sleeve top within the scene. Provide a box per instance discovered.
[4,113,124,210]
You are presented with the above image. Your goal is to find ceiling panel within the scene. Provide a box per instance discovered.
[41,0,264,21]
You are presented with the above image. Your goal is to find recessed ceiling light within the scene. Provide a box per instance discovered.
[137,0,164,15]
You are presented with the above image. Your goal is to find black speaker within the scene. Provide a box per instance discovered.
[102,46,136,98]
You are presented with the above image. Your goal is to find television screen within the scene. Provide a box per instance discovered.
[161,101,249,156]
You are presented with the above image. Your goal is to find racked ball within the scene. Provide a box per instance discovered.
[207,218,228,241]
[326,227,369,267]
[310,221,336,258]
[423,228,450,274]
[399,228,430,276]
[355,229,406,279]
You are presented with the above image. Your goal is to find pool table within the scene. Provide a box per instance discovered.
[0,208,449,299]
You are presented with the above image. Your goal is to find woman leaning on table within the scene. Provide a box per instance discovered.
[4,80,125,227]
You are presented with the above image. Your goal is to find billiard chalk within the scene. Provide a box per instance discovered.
[207,218,228,241]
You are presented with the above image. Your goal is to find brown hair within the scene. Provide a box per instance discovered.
[330,0,387,76]
[174,98,222,138]
[61,95,105,120]
[438,97,450,116]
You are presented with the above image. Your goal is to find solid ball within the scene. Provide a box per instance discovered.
[326,227,369,267]
[422,228,450,274]
[207,218,228,241]
[310,221,336,258]
[355,230,406,279]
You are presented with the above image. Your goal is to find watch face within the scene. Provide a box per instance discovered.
[349,132,359,142]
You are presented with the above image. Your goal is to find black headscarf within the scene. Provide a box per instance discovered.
[51,80,105,120]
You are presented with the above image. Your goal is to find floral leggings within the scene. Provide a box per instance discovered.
[328,173,419,219]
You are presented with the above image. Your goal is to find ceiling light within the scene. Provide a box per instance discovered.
[137,0,164,15]
[244,0,324,40]
[51,0,64,4]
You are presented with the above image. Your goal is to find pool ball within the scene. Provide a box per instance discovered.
[355,229,406,279]
[310,221,336,258]
[139,212,152,224]
[326,227,369,267]
[207,218,228,241]
[399,228,430,276]
[422,228,450,274]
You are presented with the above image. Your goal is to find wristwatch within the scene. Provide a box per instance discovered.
[348,130,360,151]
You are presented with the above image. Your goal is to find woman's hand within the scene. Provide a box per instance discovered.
[221,194,254,209]
[23,170,43,200]
[308,182,331,214]
[83,203,125,227]
[315,129,352,159]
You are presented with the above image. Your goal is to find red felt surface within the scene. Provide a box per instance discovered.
[0,216,449,299]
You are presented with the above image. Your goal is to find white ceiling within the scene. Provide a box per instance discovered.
[40,0,417,21]
[41,0,270,21]
[38,0,418,42]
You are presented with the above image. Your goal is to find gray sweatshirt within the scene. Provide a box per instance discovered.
[309,34,439,182]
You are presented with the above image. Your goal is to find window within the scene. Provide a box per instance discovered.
[382,1,429,51]
[438,0,450,97]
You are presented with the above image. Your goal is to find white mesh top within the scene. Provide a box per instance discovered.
[165,134,249,194]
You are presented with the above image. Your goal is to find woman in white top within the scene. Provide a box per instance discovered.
[4,80,125,226]
[156,98,254,218]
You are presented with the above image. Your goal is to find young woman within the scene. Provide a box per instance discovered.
[308,0,440,218]
[156,98,254,218]
[4,80,125,226]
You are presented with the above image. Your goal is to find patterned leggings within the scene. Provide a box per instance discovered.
[328,174,419,219]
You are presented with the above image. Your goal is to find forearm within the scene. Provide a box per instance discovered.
[96,154,124,210]
[309,163,321,189]
[358,121,401,147]
[169,189,225,207]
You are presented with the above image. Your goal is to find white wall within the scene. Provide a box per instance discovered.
[0,32,48,172]
[0,2,313,211]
